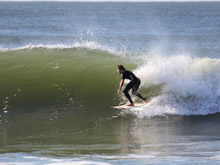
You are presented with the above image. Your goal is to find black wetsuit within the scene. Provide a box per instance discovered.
[120,70,145,104]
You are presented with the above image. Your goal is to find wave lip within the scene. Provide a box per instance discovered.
[0,41,120,55]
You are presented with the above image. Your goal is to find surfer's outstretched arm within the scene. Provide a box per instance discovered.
[117,79,124,96]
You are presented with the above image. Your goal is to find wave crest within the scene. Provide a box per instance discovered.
[0,41,121,55]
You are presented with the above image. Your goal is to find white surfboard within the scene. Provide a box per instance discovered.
[112,103,146,110]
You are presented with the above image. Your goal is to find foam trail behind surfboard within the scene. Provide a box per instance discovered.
[112,103,146,110]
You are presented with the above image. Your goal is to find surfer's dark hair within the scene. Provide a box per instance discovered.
[117,65,126,71]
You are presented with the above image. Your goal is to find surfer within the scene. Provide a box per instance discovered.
[117,65,147,106]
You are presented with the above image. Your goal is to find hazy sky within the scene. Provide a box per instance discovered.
[1,0,220,2]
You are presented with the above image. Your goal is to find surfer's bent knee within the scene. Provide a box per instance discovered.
[132,90,138,96]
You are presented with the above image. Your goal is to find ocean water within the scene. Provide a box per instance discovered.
[1,2,220,164]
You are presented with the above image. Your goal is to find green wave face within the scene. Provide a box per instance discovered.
[0,48,129,113]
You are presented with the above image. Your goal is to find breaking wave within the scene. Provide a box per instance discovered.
[1,43,220,117]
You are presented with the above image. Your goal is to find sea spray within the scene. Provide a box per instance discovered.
[130,55,220,117]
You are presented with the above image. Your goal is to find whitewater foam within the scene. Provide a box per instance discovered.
[0,154,110,165]
[127,54,220,117]
[136,55,220,97]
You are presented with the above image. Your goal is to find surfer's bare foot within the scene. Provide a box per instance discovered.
[143,100,148,104]
[126,103,134,106]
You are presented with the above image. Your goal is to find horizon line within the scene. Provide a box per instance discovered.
[1,0,220,2]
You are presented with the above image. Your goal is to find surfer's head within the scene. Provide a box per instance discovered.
[117,65,126,74]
